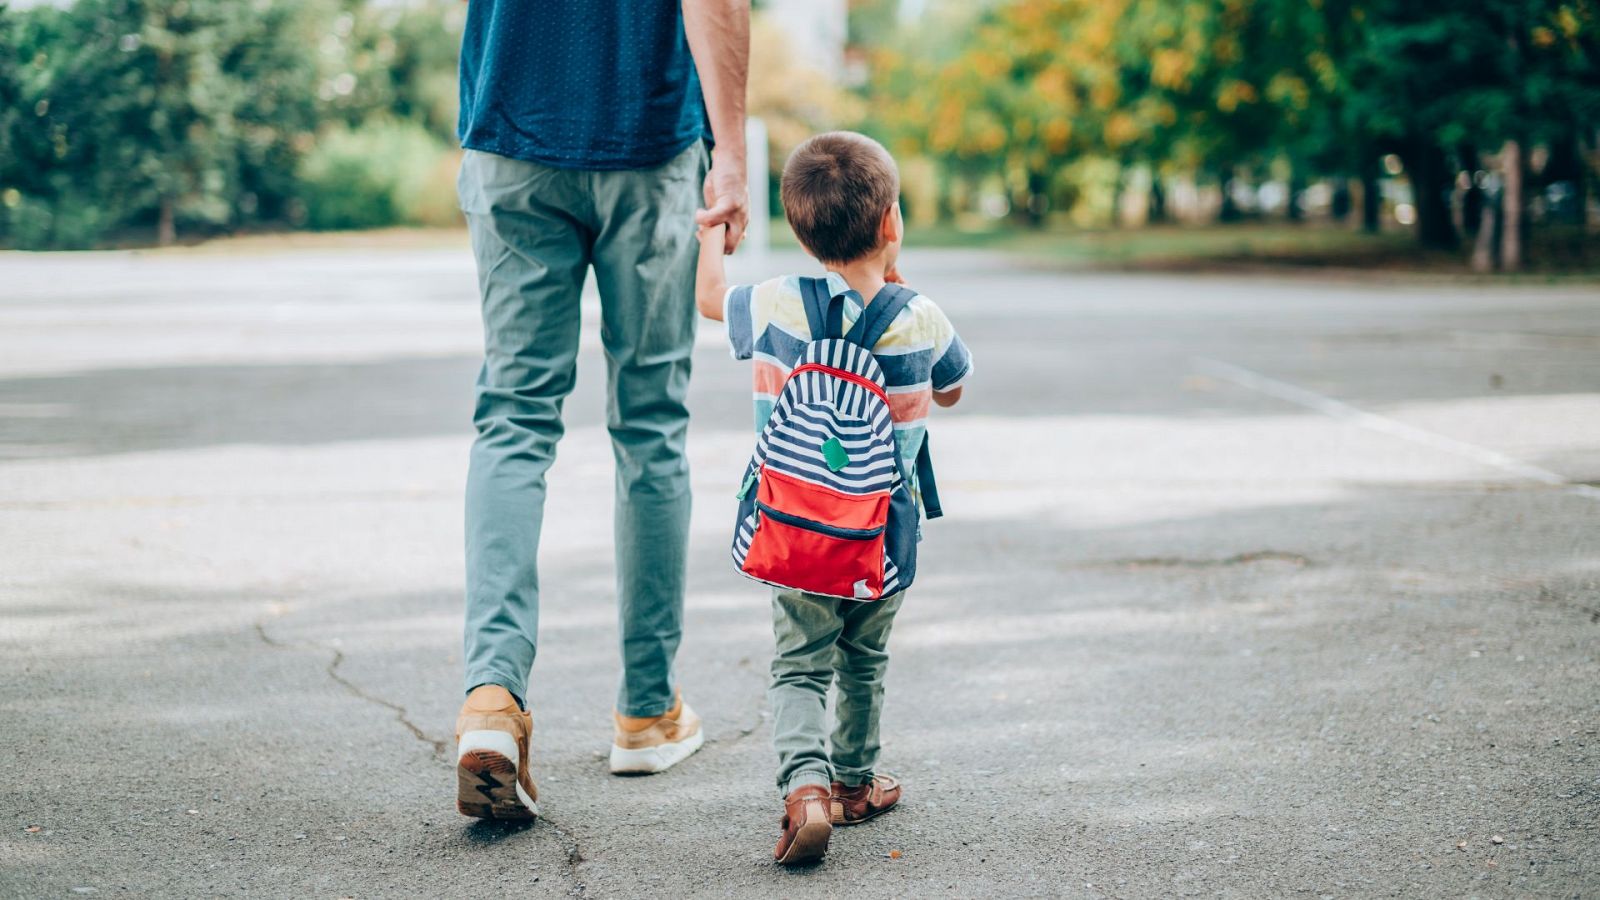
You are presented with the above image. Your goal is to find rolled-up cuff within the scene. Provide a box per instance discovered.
[781,768,832,799]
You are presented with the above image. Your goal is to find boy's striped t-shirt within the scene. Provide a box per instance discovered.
[723,272,972,491]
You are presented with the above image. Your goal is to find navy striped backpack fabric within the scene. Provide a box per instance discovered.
[730,277,941,601]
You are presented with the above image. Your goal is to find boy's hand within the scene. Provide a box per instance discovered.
[885,265,906,285]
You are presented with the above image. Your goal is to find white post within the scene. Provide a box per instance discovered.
[740,117,770,278]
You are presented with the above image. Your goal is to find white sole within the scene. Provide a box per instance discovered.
[457,730,539,819]
[608,727,705,775]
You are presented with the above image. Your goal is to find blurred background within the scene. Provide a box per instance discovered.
[3,0,1597,273]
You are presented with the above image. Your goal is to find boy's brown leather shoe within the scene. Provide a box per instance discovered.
[773,784,833,865]
[830,774,901,825]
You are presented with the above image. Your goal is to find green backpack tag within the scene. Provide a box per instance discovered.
[736,471,757,500]
[821,437,850,472]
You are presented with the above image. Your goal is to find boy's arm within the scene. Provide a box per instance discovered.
[695,224,728,321]
[927,295,972,408]
[892,265,959,405]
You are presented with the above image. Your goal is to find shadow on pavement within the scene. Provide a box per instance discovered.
[4,482,1595,896]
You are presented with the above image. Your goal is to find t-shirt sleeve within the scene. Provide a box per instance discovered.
[927,302,973,391]
[724,284,757,360]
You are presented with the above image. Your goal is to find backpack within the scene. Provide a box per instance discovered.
[730,276,943,601]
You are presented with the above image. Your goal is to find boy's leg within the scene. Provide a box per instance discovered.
[830,591,906,786]
[459,149,591,702]
[587,143,706,718]
[770,589,846,796]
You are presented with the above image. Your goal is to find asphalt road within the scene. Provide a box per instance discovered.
[2,243,1597,898]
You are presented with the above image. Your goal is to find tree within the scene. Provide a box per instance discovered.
[1,0,321,248]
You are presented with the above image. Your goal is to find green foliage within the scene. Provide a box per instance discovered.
[317,0,466,141]
[0,0,326,247]
[870,0,1600,245]
[298,120,458,230]
[0,0,464,248]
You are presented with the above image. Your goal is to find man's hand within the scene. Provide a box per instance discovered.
[697,150,749,255]
[683,0,750,256]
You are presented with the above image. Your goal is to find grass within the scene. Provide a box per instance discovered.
[38,217,1595,281]
[776,218,1600,278]
[902,221,1414,268]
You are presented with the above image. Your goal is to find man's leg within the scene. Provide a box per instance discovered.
[459,149,591,703]
[588,143,705,719]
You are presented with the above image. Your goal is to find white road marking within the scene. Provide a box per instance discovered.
[1193,357,1600,502]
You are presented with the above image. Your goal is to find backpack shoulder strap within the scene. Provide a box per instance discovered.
[799,276,844,340]
[848,283,917,351]
[915,433,943,519]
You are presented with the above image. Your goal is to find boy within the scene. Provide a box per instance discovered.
[695,131,971,865]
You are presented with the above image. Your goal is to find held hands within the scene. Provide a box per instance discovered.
[696,148,749,255]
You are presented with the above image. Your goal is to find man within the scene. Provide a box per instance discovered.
[451,0,750,820]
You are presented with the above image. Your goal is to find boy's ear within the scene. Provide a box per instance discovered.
[880,202,903,245]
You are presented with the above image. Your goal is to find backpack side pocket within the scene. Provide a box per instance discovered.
[882,480,919,595]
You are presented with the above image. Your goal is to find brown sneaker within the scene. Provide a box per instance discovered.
[609,694,705,775]
[454,685,538,820]
[774,784,833,865]
[830,774,901,825]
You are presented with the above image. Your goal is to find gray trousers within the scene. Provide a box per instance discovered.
[769,587,905,797]
[458,143,706,717]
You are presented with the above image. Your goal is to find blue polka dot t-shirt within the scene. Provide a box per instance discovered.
[458,0,711,170]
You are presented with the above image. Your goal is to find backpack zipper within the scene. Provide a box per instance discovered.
[786,363,890,403]
[755,501,885,540]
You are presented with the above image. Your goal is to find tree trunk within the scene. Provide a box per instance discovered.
[1331,178,1352,221]
[1218,166,1241,222]
[936,168,956,223]
[1109,166,1127,227]
[1459,144,1484,237]
[1360,163,1381,233]
[1500,139,1523,271]
[1471,183,1499,272]
[1541,131,1586,225]
[1148,177,1167,224]
[157,196,177,247]
[1286,170,1305,221]
[1402,142,1458,250]
[1023,169,1049,228]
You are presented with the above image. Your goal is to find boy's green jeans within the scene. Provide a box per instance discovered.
[458,144,705,717]
[770,587,905,797]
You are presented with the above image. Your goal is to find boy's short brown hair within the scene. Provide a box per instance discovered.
[780,132,900,265]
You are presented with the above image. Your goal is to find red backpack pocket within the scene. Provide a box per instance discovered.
[740,467,890,599]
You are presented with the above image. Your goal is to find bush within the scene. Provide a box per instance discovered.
[296,120,459,231]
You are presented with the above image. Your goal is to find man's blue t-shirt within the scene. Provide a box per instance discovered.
[458,0,710,171]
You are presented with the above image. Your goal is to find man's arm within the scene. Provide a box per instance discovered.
[695,224,728,321]
[683,0,750,255]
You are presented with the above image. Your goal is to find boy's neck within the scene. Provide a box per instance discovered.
[824,254,890,304]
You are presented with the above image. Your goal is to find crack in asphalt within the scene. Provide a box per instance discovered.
[253,619,592,895]
[537,816,590,896]
[1067,551,1315,571]
[253,621,449,761]
[1534,584,1600,624]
